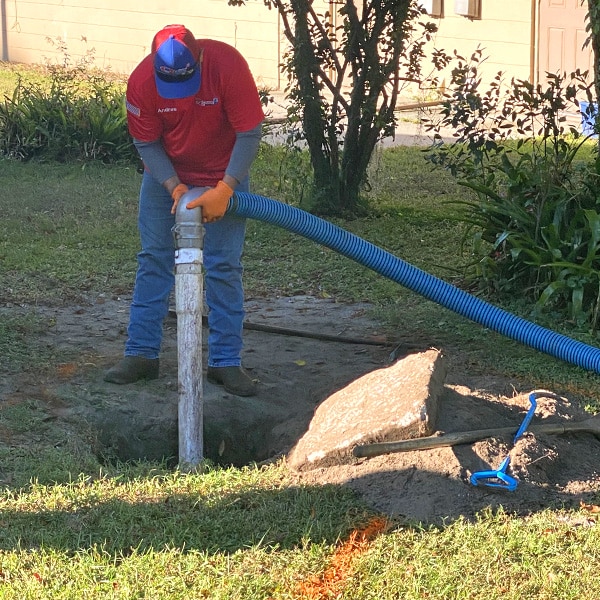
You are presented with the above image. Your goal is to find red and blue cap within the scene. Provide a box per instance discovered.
[152,25,201,99]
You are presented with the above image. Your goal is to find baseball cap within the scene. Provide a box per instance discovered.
[152,25,201,99]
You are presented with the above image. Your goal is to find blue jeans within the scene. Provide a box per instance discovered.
[125,173,247,367]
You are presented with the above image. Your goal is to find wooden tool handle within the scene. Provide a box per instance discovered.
[352,422,575,458]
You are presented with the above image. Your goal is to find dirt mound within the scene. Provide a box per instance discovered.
[295,384,600,523]
[2,295,600,523]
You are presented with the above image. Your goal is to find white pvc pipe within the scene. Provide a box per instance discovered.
[172,189,206,469]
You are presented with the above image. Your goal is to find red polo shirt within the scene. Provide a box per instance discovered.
[126,39,264,187]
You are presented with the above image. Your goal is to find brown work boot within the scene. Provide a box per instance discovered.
[207,366,257,397]
[104,356,159,384]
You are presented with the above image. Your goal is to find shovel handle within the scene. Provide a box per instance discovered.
[353,426,518,457]
[352,422,575,458]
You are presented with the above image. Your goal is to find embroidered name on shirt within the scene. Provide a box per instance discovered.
[196,97,219,106]
[157,107,178,113]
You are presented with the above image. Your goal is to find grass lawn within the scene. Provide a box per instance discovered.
[1,135,600,595]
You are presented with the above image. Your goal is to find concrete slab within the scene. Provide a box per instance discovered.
[287,347,448,471]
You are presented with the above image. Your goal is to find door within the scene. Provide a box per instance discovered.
[538,0,593,81]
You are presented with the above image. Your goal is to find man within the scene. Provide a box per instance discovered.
[104,24,264,396]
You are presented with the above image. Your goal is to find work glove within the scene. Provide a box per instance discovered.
[170,183,189,214]
[186,181,233,223]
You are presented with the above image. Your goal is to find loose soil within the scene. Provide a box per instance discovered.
[2,294,600,524]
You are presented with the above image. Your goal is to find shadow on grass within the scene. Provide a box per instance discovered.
[2,446,598,558]
[0,479,375,555]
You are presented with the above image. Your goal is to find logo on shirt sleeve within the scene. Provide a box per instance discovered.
[126,100,141,117]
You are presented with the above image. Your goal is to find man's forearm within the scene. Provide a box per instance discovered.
[224,123,263,186]
[133,138,179,192]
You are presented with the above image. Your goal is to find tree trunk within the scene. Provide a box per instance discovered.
[288,0,342,212]
[263,0,434,216]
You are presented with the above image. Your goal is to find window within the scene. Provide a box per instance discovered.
[454,0,481,19]
[420,0,444,18]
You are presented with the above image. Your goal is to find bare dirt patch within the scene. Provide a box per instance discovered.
[2,295,600,524]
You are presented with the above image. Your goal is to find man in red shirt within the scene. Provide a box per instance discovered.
[104,24,264,396]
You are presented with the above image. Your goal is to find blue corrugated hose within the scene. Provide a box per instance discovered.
[230,192,600,374]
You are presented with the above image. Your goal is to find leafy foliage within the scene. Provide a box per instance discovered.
[0,40,136,163]
[231,0,451,215]
[426,49,600,329]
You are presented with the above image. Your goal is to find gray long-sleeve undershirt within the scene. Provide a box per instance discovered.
[133,122,263,187]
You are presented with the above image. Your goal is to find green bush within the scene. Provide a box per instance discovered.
[426,49,600,330]
[0,45,136,163]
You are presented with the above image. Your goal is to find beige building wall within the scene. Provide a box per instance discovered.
[0,0,282,89]
[424,1,534,91]
[0,0,543,94]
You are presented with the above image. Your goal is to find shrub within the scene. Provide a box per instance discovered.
[0,41,136,163]
[425,49,600,330]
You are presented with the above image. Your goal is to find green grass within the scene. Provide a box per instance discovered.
[0,160,140,304]
[2,140,600,597]
[2,143,600,399]
[0,312,55,372]
[0,469,599,598]
[0,61,23,97]
[350,509,600,599]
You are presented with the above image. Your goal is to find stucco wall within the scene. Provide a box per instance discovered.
[0,0,535,92]
[0,0,282,89]
[424,1,534,89]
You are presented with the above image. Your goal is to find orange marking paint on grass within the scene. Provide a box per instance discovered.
[296,516,389,599]
[57,362,78,378]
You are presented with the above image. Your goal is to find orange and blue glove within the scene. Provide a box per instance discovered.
[186,181,233,223]
[170,183,189,214]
